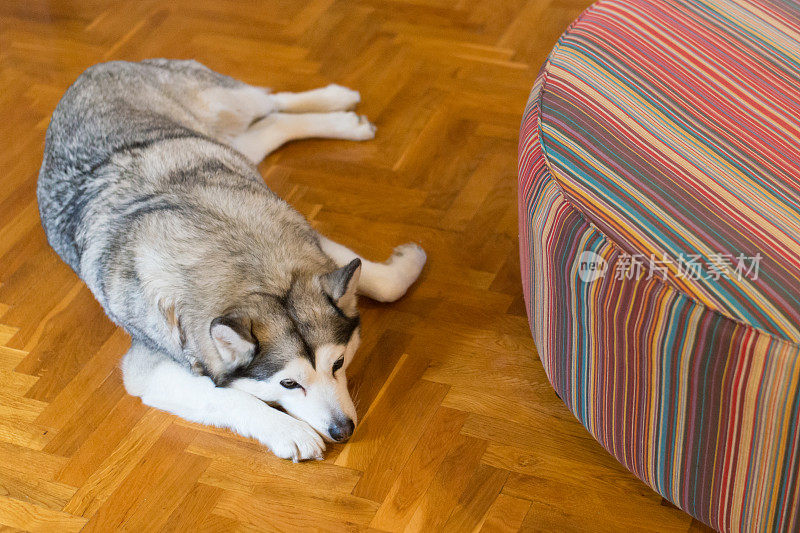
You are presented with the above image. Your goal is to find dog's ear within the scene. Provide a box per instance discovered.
[321,259,361,308]
[210,314,256,370]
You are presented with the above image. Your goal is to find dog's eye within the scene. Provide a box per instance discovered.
[280,379,301,389]
[332,357,344,374]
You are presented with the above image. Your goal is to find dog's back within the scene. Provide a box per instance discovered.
[38,59,249,269]
[37,60,326,363]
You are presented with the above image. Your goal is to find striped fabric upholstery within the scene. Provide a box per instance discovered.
[518,1,800,530]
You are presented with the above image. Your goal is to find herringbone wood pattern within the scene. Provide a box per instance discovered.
[0,0,714,531]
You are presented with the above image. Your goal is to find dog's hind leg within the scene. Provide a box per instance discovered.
[121,342,326,461]
[231,112,376,164]
[196,85,276,141]
[317,235,426,302]
[197,84,360,142]
[271,85,361,113]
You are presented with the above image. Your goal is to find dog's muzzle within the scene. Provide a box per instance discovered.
[328,417,355,442]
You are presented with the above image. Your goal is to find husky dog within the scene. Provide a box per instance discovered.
[37,59,426,461]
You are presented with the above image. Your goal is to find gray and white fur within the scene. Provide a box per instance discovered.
[37,59,426,461]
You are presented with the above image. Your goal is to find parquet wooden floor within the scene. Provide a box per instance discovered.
[0,0,714,531]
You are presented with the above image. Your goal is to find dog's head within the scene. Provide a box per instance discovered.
[207,259,362,442]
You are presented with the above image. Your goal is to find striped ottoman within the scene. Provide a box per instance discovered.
[517,0,800,531]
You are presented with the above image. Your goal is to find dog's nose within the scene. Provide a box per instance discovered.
[328,418,355,442]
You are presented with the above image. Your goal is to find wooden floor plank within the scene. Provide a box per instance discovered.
[476,493,532,533]
[0,495,87,533]
[369,406,467,531]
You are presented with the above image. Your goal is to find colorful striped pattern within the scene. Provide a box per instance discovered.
[518,1,800,530]
[539,0,800,343]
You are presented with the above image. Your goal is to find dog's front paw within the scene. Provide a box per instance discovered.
[390,243,427,280]
[266,418,326,462]
[367,243,427,302]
